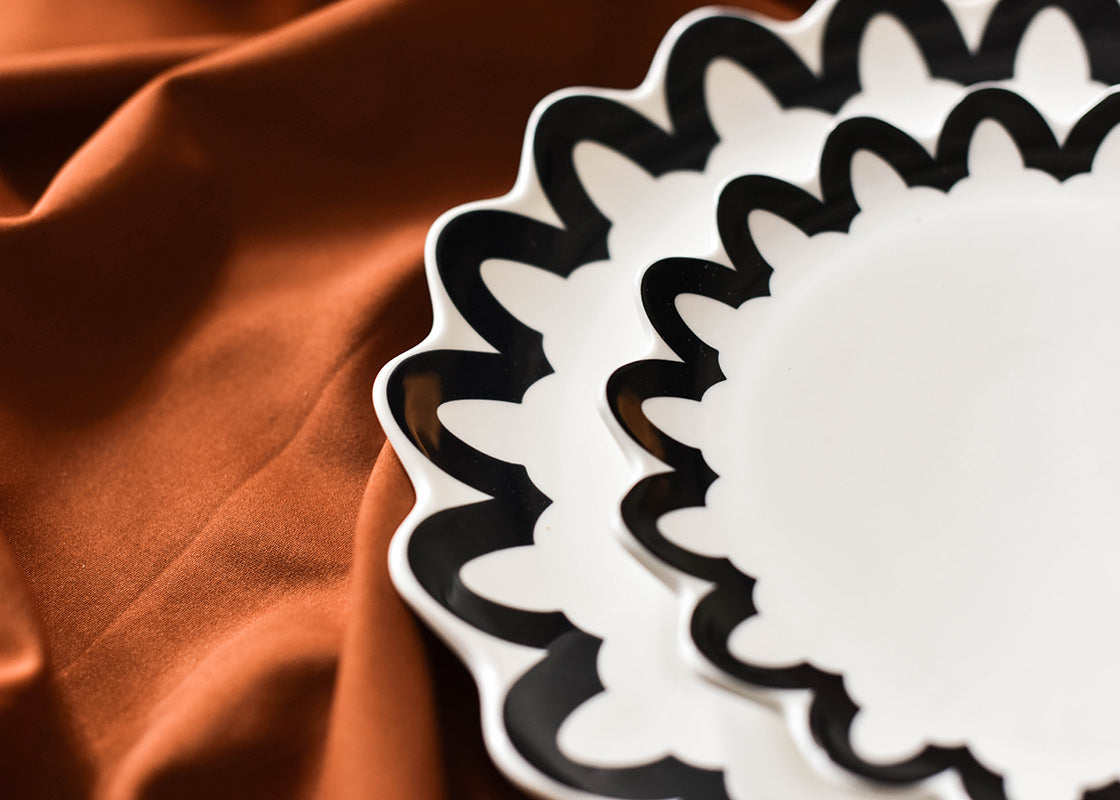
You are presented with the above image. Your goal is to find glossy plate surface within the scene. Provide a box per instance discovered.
[609,86,1120,800]
[373,2,1120,799]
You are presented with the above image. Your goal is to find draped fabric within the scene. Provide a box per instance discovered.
[0,1,805,798]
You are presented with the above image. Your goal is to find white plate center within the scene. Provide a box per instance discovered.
[675,133,1120,800]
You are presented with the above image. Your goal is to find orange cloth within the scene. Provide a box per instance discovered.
[0,1,806,798]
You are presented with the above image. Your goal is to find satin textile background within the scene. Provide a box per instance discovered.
[0,1,806,798]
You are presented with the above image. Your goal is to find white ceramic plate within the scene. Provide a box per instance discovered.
[373,2,1120,799]
[607,84,1120,800]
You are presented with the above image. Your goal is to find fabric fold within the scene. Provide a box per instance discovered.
[0,1,806,798]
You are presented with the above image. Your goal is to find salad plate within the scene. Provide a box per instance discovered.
[607,85,1120,800]
[372,2,1120,799]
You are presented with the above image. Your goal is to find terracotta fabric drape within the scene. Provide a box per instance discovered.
[0,1,807,798]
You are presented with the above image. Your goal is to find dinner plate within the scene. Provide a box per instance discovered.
[607,86,1120,800]
[372,2,1120,799]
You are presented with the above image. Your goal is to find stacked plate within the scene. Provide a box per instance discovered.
[373,2,1120,800]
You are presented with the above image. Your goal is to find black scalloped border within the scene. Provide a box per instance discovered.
[383,1,1120,798]
[607,87,1120,800]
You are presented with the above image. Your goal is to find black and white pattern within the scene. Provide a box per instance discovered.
[608,88,1120,800]
[374,2,1120,799]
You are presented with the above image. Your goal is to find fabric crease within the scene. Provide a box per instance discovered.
[0,1,806,799]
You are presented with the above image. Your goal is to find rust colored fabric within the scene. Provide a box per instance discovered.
[0,1,806,798]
